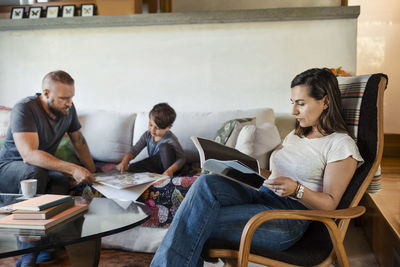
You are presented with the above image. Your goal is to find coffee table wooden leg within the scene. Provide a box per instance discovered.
[65,238,101,267]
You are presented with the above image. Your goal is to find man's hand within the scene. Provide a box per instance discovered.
[71,166,95,184]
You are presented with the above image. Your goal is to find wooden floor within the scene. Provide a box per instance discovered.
[0,157,398,267]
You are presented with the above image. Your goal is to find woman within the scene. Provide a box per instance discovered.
[150,68,363,267]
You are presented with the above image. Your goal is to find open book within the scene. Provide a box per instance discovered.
[92,171,169,201]
[191,136,266,190]
[94,171,168,190]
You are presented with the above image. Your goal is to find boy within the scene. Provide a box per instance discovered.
[116,103,185,177]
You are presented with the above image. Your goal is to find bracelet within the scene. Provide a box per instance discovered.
[292,181,300,197]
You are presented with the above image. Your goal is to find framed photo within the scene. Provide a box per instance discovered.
[80,4,95,17]
[46,6,60,18]
[10,7,24,19]
[28,7,42,19]
[62,5,75,18]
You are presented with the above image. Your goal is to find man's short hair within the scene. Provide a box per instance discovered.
[42,70,74,88]
[149,103,176,129]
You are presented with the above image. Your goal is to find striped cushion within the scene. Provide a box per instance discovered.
[337,75,381,193]
[338,74,371,139]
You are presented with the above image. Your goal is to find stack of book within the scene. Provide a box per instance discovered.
[0,194,88,231]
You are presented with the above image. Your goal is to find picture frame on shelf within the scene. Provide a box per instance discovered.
[28,7,42,19]
[10,7,24,19]
[80,4,95,17]
[46,6,60,18]
[62,5,75,18]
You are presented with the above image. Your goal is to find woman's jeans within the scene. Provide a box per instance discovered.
[151,174,310,267]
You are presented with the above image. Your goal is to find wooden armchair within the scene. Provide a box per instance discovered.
[202,73,388,267]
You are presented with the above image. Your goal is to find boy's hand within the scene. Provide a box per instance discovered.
[116,161,128,174]
[116,153,133,174]
[163,169,174,178]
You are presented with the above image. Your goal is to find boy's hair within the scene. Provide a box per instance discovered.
[149,103,176,129]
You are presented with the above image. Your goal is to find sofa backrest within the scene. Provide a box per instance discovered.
[133,108,275,163]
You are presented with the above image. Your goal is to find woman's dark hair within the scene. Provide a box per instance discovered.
[149,103,176,129]
[291,68,352,138]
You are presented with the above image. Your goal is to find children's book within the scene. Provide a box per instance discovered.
[191,136,266,190]
[12,194,73,211]
[94,171,168,190]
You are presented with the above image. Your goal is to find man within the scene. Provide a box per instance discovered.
[0,70,95,195]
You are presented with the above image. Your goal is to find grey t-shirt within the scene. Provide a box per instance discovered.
[130,131,186,168]
[0,93,81,162]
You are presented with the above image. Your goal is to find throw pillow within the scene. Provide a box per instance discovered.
[0,106,12,150]
[54,136,81,165]
[214,118,256,148]
[235,123,281,169]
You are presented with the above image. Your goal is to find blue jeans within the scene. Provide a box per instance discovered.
[150,174,310,267]
[0,161,70,194]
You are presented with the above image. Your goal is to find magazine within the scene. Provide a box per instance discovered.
[94,171,168,190]
[191,136,266,190]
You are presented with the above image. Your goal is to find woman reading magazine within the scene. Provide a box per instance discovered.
[150,68,364,267]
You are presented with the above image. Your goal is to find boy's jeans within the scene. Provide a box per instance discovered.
[151,174,310,267]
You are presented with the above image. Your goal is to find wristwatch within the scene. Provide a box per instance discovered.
[295,184,305,199]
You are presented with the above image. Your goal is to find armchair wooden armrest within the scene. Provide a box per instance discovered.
[238,206,366,267]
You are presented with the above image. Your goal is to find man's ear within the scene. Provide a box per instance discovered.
[42,89,50,99]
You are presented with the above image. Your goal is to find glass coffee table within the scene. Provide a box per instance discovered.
[0,194,151,266]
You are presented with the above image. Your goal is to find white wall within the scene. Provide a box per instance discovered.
[173,0,341,12]
[0,19,357,115]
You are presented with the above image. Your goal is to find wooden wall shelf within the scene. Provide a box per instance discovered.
[0,6,360,31]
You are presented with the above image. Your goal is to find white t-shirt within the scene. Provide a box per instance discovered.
[269,130,363,192]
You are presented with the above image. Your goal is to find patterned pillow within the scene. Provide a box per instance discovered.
[0,106,11,150]
[214,117,256,147]
[54,135,81,165]
[138,176,198,228]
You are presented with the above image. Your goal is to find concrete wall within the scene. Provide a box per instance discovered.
[173,0,341,12]
[0,17,357,116]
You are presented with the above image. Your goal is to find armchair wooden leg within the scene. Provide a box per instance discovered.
[323,219,349,267]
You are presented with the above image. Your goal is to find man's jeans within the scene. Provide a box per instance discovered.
[0,161,70,194]
[151,174,310,267]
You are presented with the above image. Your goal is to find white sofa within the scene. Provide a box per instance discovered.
[76,107,295,253]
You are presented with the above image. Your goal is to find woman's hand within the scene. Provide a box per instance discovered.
[263,176,298,197]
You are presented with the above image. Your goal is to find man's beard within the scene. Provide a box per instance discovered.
[47,99,68,117]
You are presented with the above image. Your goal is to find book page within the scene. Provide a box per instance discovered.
[191,136,260,173]
[94,171,168,190]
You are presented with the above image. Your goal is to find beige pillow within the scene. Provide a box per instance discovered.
[214,118,256,148]
[235,123,281,169]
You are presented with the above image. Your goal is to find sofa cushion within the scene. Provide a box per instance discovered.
[235,123,281,169]
[214,117,255,147]
[132,108,275,163]
[79,110,136,163]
